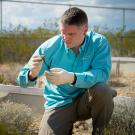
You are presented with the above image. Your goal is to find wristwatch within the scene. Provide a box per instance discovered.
[71,73,77,85]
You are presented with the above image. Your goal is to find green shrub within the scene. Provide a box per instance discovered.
[0,101,33,135]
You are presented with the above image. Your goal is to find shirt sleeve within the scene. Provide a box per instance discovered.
[17,47,49,88]
[74,38,112,88]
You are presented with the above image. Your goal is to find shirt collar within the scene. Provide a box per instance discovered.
[78,35,87,54]
[64,42,70,53]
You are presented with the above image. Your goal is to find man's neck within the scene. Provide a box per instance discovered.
[72,36,85,55]
[72,47,80,55]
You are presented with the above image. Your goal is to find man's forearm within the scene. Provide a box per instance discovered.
[67,72,75,84]
[74,69,110,88]
[17,64,37,87]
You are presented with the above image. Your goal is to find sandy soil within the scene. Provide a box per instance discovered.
[109,73,135,97]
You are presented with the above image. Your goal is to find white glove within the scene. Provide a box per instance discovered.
[28,55,43,79]
[45,68,74,85]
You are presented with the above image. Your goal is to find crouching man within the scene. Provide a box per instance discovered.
[17,7,117,135]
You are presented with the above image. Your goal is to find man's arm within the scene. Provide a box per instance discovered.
[45,38,111,88]
[74,38,111,88]
[17,47,49,88]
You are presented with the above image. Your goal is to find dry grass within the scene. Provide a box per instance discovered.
[109,70,135,97]
[0,62,24,85]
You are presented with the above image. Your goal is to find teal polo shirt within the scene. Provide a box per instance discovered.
[17,31,112,109]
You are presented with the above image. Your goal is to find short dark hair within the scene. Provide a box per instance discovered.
[61,7,88,26]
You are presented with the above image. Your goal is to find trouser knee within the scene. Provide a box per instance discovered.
[88,83,116,129]
[89,83,116,104]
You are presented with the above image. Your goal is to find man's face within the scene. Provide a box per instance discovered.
[60,23,88,49]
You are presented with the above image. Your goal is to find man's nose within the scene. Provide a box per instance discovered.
[62,35,70,41]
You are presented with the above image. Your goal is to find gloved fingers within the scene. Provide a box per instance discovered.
[50,68,62,72]
[45,73,58,81]
[40,55,45,59]
[46,75,56,81]
[29,62,42,70]
[45,71,52,76]
[46,76,58,85]
[32,61,42,66]
[45,71,58,82]
[32,57,43,62]
[51,81,57,85]
[45,71,60,76]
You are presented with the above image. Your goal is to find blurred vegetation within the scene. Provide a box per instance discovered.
[0,62,23,85]
[0,74,10,85]
[0,24,135,63]
[103,30,135,57]
[0,25,58,63]
[0,101,33,135]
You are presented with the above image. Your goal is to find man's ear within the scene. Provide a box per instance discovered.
[83,24,88,34]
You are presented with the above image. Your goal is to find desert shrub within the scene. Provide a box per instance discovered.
[110,69,124,79]
[0,74,10,84]
[0,122,19,135]
[105,97,135,135]
[108,70,127,87]
[86,97,135,135]
[0,101,33,135]
[0,63,23,85]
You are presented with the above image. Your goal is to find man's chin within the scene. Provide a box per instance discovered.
[65,42,77,49]
[66,44,72,49]
[66,44,75,49]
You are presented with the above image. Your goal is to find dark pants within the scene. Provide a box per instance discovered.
[38,83,117,135]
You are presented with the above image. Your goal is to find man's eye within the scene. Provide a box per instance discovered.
[69,33,74,36]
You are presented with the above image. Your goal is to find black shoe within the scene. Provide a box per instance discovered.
[92,128,104,135]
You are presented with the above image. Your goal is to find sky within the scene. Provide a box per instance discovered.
[2,0,135,31]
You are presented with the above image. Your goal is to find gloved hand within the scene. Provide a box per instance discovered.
[45,68,74,85]
[28,55,43,80]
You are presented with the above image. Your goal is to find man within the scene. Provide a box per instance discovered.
[17,7,117,135]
